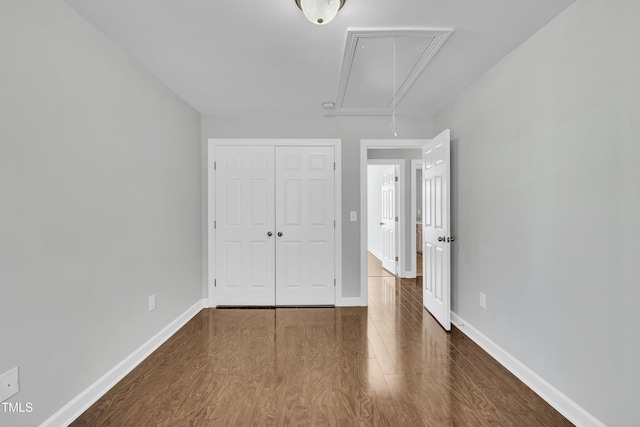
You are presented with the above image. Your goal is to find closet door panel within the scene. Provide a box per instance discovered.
[275,146,335,305]
[215,146,275,306]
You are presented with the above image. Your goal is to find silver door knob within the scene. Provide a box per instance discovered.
[277,232,283,237]
[267,231,273,237]
[438,236,445,242]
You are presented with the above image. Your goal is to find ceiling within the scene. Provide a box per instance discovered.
[332,28,453,116]
[65,0,574,118]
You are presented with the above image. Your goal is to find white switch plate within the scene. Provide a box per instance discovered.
[0,367,19,402]
[149,294,156,312]
[350,211,357,222]
[479,293,487,309]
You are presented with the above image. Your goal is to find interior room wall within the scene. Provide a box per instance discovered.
[201,115,433,299]
[0,1,202,425]
[368,149,422,274]
[366,165,387,258]
[433,0,640,425]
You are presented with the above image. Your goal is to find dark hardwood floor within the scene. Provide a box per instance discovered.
[72,254,572,426]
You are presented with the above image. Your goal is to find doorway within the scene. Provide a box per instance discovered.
[360,140,427,305]
[411,159,423,278]
[367,161,404,277]
[360,132,451,330]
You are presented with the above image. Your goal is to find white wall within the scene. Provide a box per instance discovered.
[434,0,640,425]
[202,115,433,298]
[366,165,387,258]
[0,1,202,426]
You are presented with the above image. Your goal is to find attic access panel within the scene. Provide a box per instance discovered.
[332,29,453,116]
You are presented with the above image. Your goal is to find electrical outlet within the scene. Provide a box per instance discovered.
[479,293,487,309]
[149,294,156,312]
[0,367,19,402]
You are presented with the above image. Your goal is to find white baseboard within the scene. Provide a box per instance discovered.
[368,249,415,279]
[399,268,416,279]
[337,296,367,307]
[205,296,365,308]
[40,300,205,427]
[367,248,383,261]
[450,312,605,427]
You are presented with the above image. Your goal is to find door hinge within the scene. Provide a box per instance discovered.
[214,279,217,287]
[395,176,398,182]
[334,278,336,287]
[333,162,336,170]
[395,216,398,222]
[334,220,336,228]
[395,256,399,262]
[214,161,216,170]
[214,220,216,229]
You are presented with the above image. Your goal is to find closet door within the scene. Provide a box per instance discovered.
[275,146,335,305]
[215,146,275,306]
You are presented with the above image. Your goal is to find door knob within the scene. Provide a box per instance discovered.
[447,237,455,242]
[380,222,384,225]
[438,236,445,242]
[277,232,283,237]
[267,231,273,237]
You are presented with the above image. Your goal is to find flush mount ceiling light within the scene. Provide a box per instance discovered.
[295,0,346,25]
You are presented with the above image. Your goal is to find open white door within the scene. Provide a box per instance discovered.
[381,166,397,274]
[422,129,451,331]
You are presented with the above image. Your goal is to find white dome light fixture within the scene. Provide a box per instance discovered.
[295,0,346,25]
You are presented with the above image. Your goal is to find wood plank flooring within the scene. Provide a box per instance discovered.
[72,254,572,426]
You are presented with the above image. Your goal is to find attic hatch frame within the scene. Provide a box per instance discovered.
[328,28,454,117]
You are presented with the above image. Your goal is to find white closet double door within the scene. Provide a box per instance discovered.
[215,145,335,306]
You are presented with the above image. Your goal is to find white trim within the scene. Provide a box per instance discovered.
[367,248,383,262]
[334,143,343,309]
[207,139,342,307]
[451,313,607,427]
[201,139,209,303]
[208,138,340,147]
[41,300,205,427]
[337,297,366,307]
[409,159,423,278]
[360,139,428,306]
[207,144,216,303]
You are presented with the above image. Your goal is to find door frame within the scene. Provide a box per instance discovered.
[359,139,429,306]
[367,160,405,276]
[207,138,342,307]
[409,159,423,278]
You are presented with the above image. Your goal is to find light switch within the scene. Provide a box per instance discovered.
[350,211,357,222]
